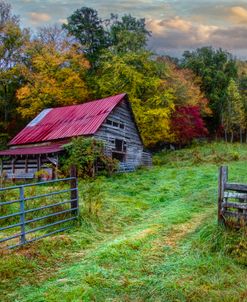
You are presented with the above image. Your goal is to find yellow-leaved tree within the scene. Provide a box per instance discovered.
[93,51,175,147]
[16,41,90,119]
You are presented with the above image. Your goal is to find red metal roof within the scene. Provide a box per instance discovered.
[0,143,64,156]
[10,93,127,146]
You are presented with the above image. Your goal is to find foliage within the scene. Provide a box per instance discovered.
[81,179,104,217]
[62,137,118,177]
[222,79,245,142]
[0,2,29,137]
[94,51,175,147]
[64,7,151,64]
[171,105,208,145]
[182,47,238,131]
[109,14,151,54]
[16,42,90,119]
[63,7,108,64]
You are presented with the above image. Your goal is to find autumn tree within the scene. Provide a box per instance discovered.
[171,106,208,145]
[93,51,175,147]
[0,1,29,147]
[182,47,238,133]
[16,42,90,119]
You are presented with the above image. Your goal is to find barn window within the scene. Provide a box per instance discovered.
[106,119,113,126]
[112,139,126,162]
[115,139,126,152]
[106,119,125,129]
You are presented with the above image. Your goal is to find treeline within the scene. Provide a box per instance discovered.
[0,1,246,150]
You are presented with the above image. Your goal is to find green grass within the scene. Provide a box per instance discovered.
[1,142,247,302]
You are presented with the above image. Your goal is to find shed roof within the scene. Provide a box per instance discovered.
[0,143,63,156]
[10,93,126,146]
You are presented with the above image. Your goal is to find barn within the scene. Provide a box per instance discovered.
[0,93,151,179]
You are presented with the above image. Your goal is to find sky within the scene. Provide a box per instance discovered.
[7,0,247,58]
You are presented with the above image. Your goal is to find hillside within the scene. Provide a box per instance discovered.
[1,143,247,302]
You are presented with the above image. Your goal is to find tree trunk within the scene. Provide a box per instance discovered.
[231,131,234,143]
[224,129,227,142]
[240,128,243,144]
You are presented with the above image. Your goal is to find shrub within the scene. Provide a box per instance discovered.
[61,137,118,178]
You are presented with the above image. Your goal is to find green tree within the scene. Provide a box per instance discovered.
[109,14,151,54]
[63,7,108,64]
[0,1,29,146]
[223,79,244,142]
[182,47,238,133]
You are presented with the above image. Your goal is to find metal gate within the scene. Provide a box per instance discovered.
[0,177,78,249]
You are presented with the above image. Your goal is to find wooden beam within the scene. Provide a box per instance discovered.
[218,166,228,225]
[37,155,41,171]
[25,156,28,173]
[225,183,247,192]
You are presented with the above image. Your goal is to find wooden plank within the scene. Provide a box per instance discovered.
[224,211,247,219]
[218,166,228,224]
[225,183,247,192]
[224,192,247,199]
[222,202,247,210]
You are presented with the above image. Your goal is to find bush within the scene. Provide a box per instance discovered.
[61,137,118,178]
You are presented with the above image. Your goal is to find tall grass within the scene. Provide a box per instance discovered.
[1,142,247,302]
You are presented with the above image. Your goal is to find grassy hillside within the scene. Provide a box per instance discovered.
[1,142,247,302]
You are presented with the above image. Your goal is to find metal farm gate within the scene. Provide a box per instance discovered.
[0,177,78,249]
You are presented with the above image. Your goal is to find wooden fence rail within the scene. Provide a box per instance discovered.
[218,166,247,225]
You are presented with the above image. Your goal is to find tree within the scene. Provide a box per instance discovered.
[182,47,238,133]
[0,1,29,145]
[0,0,19,29]
[93,51,175,147]
[36,24,70,51]
[222,79,245,142]
[171,106,208,145]
[63,7,151,64]
[16,42,90,119]
[159,57,211,115]
[109,14,151,54]
[63,7,108,64]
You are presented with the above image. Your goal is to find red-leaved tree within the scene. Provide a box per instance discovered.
[171,106,208,145]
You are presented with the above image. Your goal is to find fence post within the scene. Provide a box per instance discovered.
[70,165,78,215]
[19,186,26,245]
[218,166,228,225]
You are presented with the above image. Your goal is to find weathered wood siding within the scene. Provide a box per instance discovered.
[94,99,145,167]
[218,166,247,226]
[0,156,55,179]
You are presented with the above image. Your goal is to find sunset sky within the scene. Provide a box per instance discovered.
[7,0,247,58]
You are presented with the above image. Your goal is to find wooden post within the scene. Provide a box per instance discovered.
[70,165,78,215]
[218,166,228,225]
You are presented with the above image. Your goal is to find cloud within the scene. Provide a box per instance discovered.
[58,18,67,24]
[29,12,51,24]
[230,6,247,23]
[147,17,218,44]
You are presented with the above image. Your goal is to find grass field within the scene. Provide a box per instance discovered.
[1,142,247,302]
